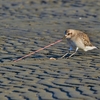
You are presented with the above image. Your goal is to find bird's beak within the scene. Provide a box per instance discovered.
[62,36,66,40]
[65,34,67,37]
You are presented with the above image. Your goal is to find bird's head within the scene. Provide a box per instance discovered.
[64,29,76,39]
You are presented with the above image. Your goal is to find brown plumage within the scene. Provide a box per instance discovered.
[75,30,93,46]
[61,29,97,58]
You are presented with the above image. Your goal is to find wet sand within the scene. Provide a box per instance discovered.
[0,0,100,100]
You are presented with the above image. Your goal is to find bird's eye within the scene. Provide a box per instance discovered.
[67,33,70,35]
[67,32,72,35]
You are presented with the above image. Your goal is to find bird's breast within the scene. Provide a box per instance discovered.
[71,38,85,49]
[67,39,76,48]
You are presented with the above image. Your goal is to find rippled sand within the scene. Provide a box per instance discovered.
[0,0,100,100]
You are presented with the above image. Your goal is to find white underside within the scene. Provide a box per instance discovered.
[68,39,97,52]
[83,46,97,51]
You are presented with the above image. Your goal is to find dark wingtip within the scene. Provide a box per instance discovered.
[96,46,99,49]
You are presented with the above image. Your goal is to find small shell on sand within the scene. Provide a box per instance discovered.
[50,57,56,60]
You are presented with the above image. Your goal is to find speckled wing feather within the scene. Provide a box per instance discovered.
[78,32,93,46]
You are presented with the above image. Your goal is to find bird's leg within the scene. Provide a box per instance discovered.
[68,47,79,58]
[61,50,70,58]
[61,46,72,58]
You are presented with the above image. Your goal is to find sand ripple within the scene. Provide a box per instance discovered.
[0,0,100,100]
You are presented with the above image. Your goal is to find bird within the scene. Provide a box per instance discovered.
[61,29,97,58]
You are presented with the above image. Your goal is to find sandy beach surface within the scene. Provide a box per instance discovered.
[0,0,100,100]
